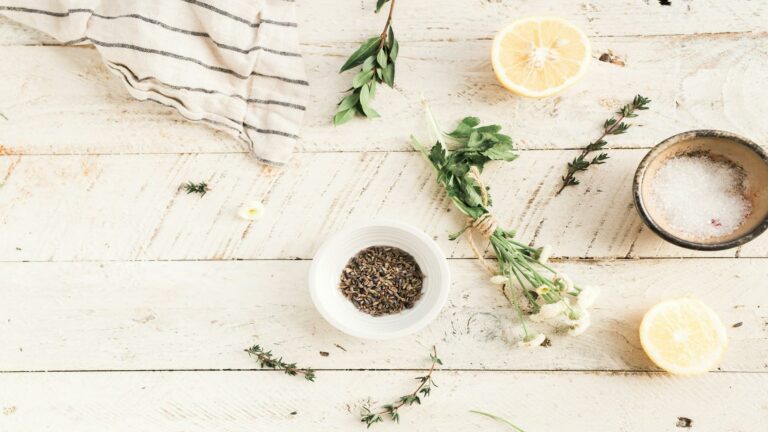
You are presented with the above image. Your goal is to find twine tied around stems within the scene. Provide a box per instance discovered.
[464,167,500,275]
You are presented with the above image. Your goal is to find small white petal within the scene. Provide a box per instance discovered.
[577,286,600,309]
[537,245,553,263]
[517,333,547,348]
[529,302,565,322]
[489,275,507,285]
[238,201,265,221]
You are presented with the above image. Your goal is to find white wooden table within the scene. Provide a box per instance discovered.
[1,1,767,430]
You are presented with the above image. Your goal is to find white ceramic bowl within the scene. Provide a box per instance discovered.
[309,220,451,340]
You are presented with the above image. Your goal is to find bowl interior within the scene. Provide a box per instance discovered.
[310,222,450,339]
[638,132,768,247]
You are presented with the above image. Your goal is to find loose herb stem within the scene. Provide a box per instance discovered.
[360,346,441,427]
[244,345,316,382]
[470,410,527,432]
[557,94,651,194]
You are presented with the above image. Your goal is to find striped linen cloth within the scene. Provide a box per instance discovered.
[0,0,308,165]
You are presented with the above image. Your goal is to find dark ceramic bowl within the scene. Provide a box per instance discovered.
[633,130,768,251]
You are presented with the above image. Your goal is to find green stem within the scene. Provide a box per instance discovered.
[470,410,527,432]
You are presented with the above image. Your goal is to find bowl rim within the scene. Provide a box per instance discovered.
[308,219,451,340]
[633,129,768,251]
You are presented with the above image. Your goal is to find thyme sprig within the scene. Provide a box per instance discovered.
[360,346,441,427]
[244,345,316,382]
[557,94,651,194]
[182,181,209,197]
[334,0,399,125]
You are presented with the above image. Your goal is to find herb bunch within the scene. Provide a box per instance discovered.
[360,346,441,427]
[558,95,651,194]
[412,102,599,346]
[334,0,399,125]
[182,181,209,197]
[245,345,316,382]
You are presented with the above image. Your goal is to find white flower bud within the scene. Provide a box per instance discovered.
[577,286,600,309]
[529,301,565,322]
[489,275,507,285]
[516,333,546,348]
[552,273,574,293]
[237,201,265,221]
[535,285,550,296]
[567,310,591,336]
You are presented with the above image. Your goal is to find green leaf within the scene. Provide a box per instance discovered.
[333,108,355,126]
[482,141,518,161]
[337,92,360,112]
[429,143,446,167]
[447,117,481,138]
[382,62,395,87]
[359,84,380,118]
[353,69,375,88]
[340,37,380,73]
[376,48,388,68]
[388,28,399,61]
[361,55,376,72]
[375,0,391,13]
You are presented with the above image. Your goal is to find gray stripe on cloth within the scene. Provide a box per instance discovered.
[179,0,296,27]
[0,5,301,57]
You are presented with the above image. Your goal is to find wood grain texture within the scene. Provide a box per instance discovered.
[1,1,766,47]
[0,35,766,153]
[0,370,765,432]
[0,259,765,372]
[2,151,768,261]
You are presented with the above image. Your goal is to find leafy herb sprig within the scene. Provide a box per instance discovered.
[245,345,316,382]
[334,0,399,125]
[413,102,597,344]
[182,181,209,197]
[557,95,651,194]
[360,346,441,427]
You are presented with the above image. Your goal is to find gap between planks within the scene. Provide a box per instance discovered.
[0,368,765,374]
[0,256,765,264]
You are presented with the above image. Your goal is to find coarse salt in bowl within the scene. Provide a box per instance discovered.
[309,220,450,340]
[634,130,768,250]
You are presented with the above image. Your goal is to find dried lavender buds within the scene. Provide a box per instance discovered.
[339,246,424,316]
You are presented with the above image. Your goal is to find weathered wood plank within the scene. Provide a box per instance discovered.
[2,151,767,261]
[0,259,764,372]
[0,370,764,431]
[0,33,766,154]
[1,0,766,47]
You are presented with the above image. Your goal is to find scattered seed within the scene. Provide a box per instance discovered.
[676,417,692,428]
[319,351,330,357]
[732,322,743,328]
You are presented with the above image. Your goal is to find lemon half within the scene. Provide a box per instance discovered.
[491,17,591,98]
[640,298,728,375]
